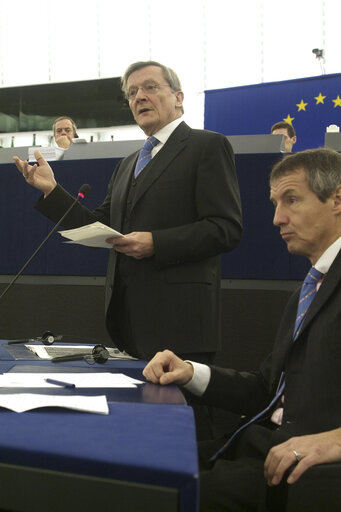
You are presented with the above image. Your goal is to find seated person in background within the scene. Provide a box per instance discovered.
[271,121,296,152]
[143,147,341,511]
[53,116,78,149]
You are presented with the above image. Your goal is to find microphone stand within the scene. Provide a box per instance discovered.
[0,184,90,301]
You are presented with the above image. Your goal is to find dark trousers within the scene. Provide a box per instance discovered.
[198,425,278,512]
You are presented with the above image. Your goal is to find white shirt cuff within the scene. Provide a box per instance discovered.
[182,361,211,396]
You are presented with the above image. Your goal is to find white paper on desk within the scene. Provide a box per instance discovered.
[28,146,64,162]
[59,221,124,248]
[0,372,144,388]
[0,393,109,414]
[25,344,137,361]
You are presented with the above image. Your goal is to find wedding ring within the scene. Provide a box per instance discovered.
[292,449,301,462]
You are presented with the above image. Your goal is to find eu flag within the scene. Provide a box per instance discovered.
[204,73,341,151]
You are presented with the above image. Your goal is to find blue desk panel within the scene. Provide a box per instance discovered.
[0,403,198,511]
[0,153,309,279]
[0,340,197,511]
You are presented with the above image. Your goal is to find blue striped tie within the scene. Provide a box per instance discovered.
[210,266,323,461]
[134,136,159,178]
[293,266,323,340]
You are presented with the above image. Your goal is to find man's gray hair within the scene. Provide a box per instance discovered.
[270,148,341,202]
[121,60,184,114]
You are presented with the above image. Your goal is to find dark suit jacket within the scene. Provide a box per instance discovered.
[202,248,341,443]
[36,122,242,358]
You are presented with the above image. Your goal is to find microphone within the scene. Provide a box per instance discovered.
[8,330,63,345]
[0,184,91,301]
[51,344,109,364]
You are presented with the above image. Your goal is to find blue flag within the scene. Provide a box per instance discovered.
[204,73,341,151]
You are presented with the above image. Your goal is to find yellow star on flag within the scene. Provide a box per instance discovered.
[296,100,308,111]
[283,114,294,125]
[332,95,341,108]
[314,92,326,104]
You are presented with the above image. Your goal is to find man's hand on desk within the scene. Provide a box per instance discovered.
[107,231,155,259]
[13,150,57,196]
[143,350,194,386]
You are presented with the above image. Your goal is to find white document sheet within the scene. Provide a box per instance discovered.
[0,393,109,414]
[25,344,136,360]
[59,221,124,248]
[0,372,144,389]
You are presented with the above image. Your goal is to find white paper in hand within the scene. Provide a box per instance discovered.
[59,221,124,248]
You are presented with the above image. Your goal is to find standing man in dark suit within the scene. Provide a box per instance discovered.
[14,60,242,363]
[143,148,341,511]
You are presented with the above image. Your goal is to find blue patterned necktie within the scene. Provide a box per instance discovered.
[293,266,323,340]
[210,266,323,462]
[134,136,159,178]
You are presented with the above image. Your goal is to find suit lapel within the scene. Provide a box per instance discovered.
[131,122,190,209]
[270,291,299,386]
[110,153,138,230]
[270,249,341,390]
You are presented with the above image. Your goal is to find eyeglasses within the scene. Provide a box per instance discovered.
[126,83,171,101]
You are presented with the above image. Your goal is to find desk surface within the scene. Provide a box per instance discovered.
[0,341,186,406]
[0,340,197,511]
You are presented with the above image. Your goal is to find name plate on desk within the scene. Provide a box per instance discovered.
[325,132,341,151]
[28,146,64,162]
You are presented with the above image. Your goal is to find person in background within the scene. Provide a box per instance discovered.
[271,121,296,153]
[143,147,341,511]
[53,116,78,149]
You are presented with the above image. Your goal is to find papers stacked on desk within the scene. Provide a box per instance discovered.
[26,344,137,360]
[0,372,144,414]
[0,372,144,388]
[59,221,124,248]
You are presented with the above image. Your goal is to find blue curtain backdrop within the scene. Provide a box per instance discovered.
[204,73,341,151]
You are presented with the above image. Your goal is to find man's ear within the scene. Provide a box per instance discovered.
[332,184,341,212]
[175,91,184,108]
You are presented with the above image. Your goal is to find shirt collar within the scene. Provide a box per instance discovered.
[152,117,183,146]
[314,236,341,274]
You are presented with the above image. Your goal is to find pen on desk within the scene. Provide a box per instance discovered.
[45,378,76,389]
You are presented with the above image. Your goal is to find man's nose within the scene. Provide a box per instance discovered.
[135,87,147,100]
[273,206,287,226]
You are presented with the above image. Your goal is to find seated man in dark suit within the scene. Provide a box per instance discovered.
[143,147,341,511]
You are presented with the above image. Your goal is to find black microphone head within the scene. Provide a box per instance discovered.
[78,184,91,199]
[41,330,55,345]
[92,344,109,364]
